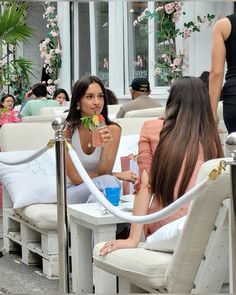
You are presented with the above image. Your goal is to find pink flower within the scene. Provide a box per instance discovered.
[183,27,192,39]
[45,6,55,15]
[155,6,163,12]
[172,11,181,23]
[173,58,181,67]
[40,52,47,59]
[51,31,58,37]
[47,85,56,94]
[175,2,183,12]
[54,79,60,85]
[165,3,175,14]
[55,48,62,54]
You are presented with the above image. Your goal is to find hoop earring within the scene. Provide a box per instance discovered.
[76,105,80,111]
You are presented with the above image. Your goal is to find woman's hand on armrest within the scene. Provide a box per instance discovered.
[99,237,139,256]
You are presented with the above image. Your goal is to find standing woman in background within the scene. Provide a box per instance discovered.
[209,14,236,133]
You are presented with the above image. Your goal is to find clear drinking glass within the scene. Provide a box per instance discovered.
[92,126,104,147]
[92,121,105,147]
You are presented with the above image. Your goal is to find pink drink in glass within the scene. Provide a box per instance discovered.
[92,125,104,147]
[91,114,105,147]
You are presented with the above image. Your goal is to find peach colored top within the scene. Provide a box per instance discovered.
[136,119,205,238]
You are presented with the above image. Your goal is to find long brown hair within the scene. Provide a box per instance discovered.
[150,76,223,206]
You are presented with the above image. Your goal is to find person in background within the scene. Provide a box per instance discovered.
[116,78,162,118]
[100,76,223,255]
[106,88,119,105]
[63,75,137,205]
[0,94,21,126]
[20,83,59,117]
[199,71,209,89]
[53,88,70,106]
[209,13,236,133]
[135,54,147,70]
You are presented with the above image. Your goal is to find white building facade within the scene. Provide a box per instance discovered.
[24,1,234,103]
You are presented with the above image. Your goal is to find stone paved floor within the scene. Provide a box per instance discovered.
[0,238,59,294]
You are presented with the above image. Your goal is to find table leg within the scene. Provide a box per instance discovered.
[93,224,117,293]
[70,216,93,294]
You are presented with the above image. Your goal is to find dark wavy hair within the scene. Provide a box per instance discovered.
[65,75,115,131]
[150,76,223,206]
[53,88,70,101]
[0,94,15,109]
[32,83,47,98]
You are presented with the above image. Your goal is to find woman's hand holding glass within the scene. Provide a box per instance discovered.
[92,125,113,147]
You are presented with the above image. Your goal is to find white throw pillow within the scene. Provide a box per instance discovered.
[113,134,139,172]
[0,149,56,209]
[143,216,186,252]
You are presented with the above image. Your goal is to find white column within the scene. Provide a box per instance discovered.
[108,2,124,98]
[89,2,96,76]
[57,2,71,94]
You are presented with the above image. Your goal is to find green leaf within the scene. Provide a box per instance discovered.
[0,1,34,45]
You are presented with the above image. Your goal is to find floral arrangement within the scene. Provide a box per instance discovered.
[0,108,21,126]
[40,1,62,97]
[81,114,105,131]
[134,2,215,83]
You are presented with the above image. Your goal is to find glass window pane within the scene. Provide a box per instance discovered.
[78,3,91,78]
[127,2,148,85]
[95,2,109,87]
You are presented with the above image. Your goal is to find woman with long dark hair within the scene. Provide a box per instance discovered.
[100,76,223,255]
[64,75,137,204]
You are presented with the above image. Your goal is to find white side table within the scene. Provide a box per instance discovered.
[68,202,131,294]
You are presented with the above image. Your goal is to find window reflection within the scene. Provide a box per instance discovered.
[95,2,109,87]
[128,2,148,84]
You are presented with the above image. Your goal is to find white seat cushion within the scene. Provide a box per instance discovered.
[94,242,172,289]
[15,204,57,230]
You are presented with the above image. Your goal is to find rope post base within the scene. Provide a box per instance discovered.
[52,118,70,294]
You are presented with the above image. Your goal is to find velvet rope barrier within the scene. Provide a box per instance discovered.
[67,144,221,224]
[0,140,54,165]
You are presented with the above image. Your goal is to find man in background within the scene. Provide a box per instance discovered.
[116,78,162,118]
[20,83,59,117]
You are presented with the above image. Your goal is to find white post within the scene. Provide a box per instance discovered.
[57,2,71,94]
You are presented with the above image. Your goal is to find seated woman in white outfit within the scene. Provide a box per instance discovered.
[63,75,137,204]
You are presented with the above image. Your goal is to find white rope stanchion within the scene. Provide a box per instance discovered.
[68,146,213,224]
[0,140,54,165]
